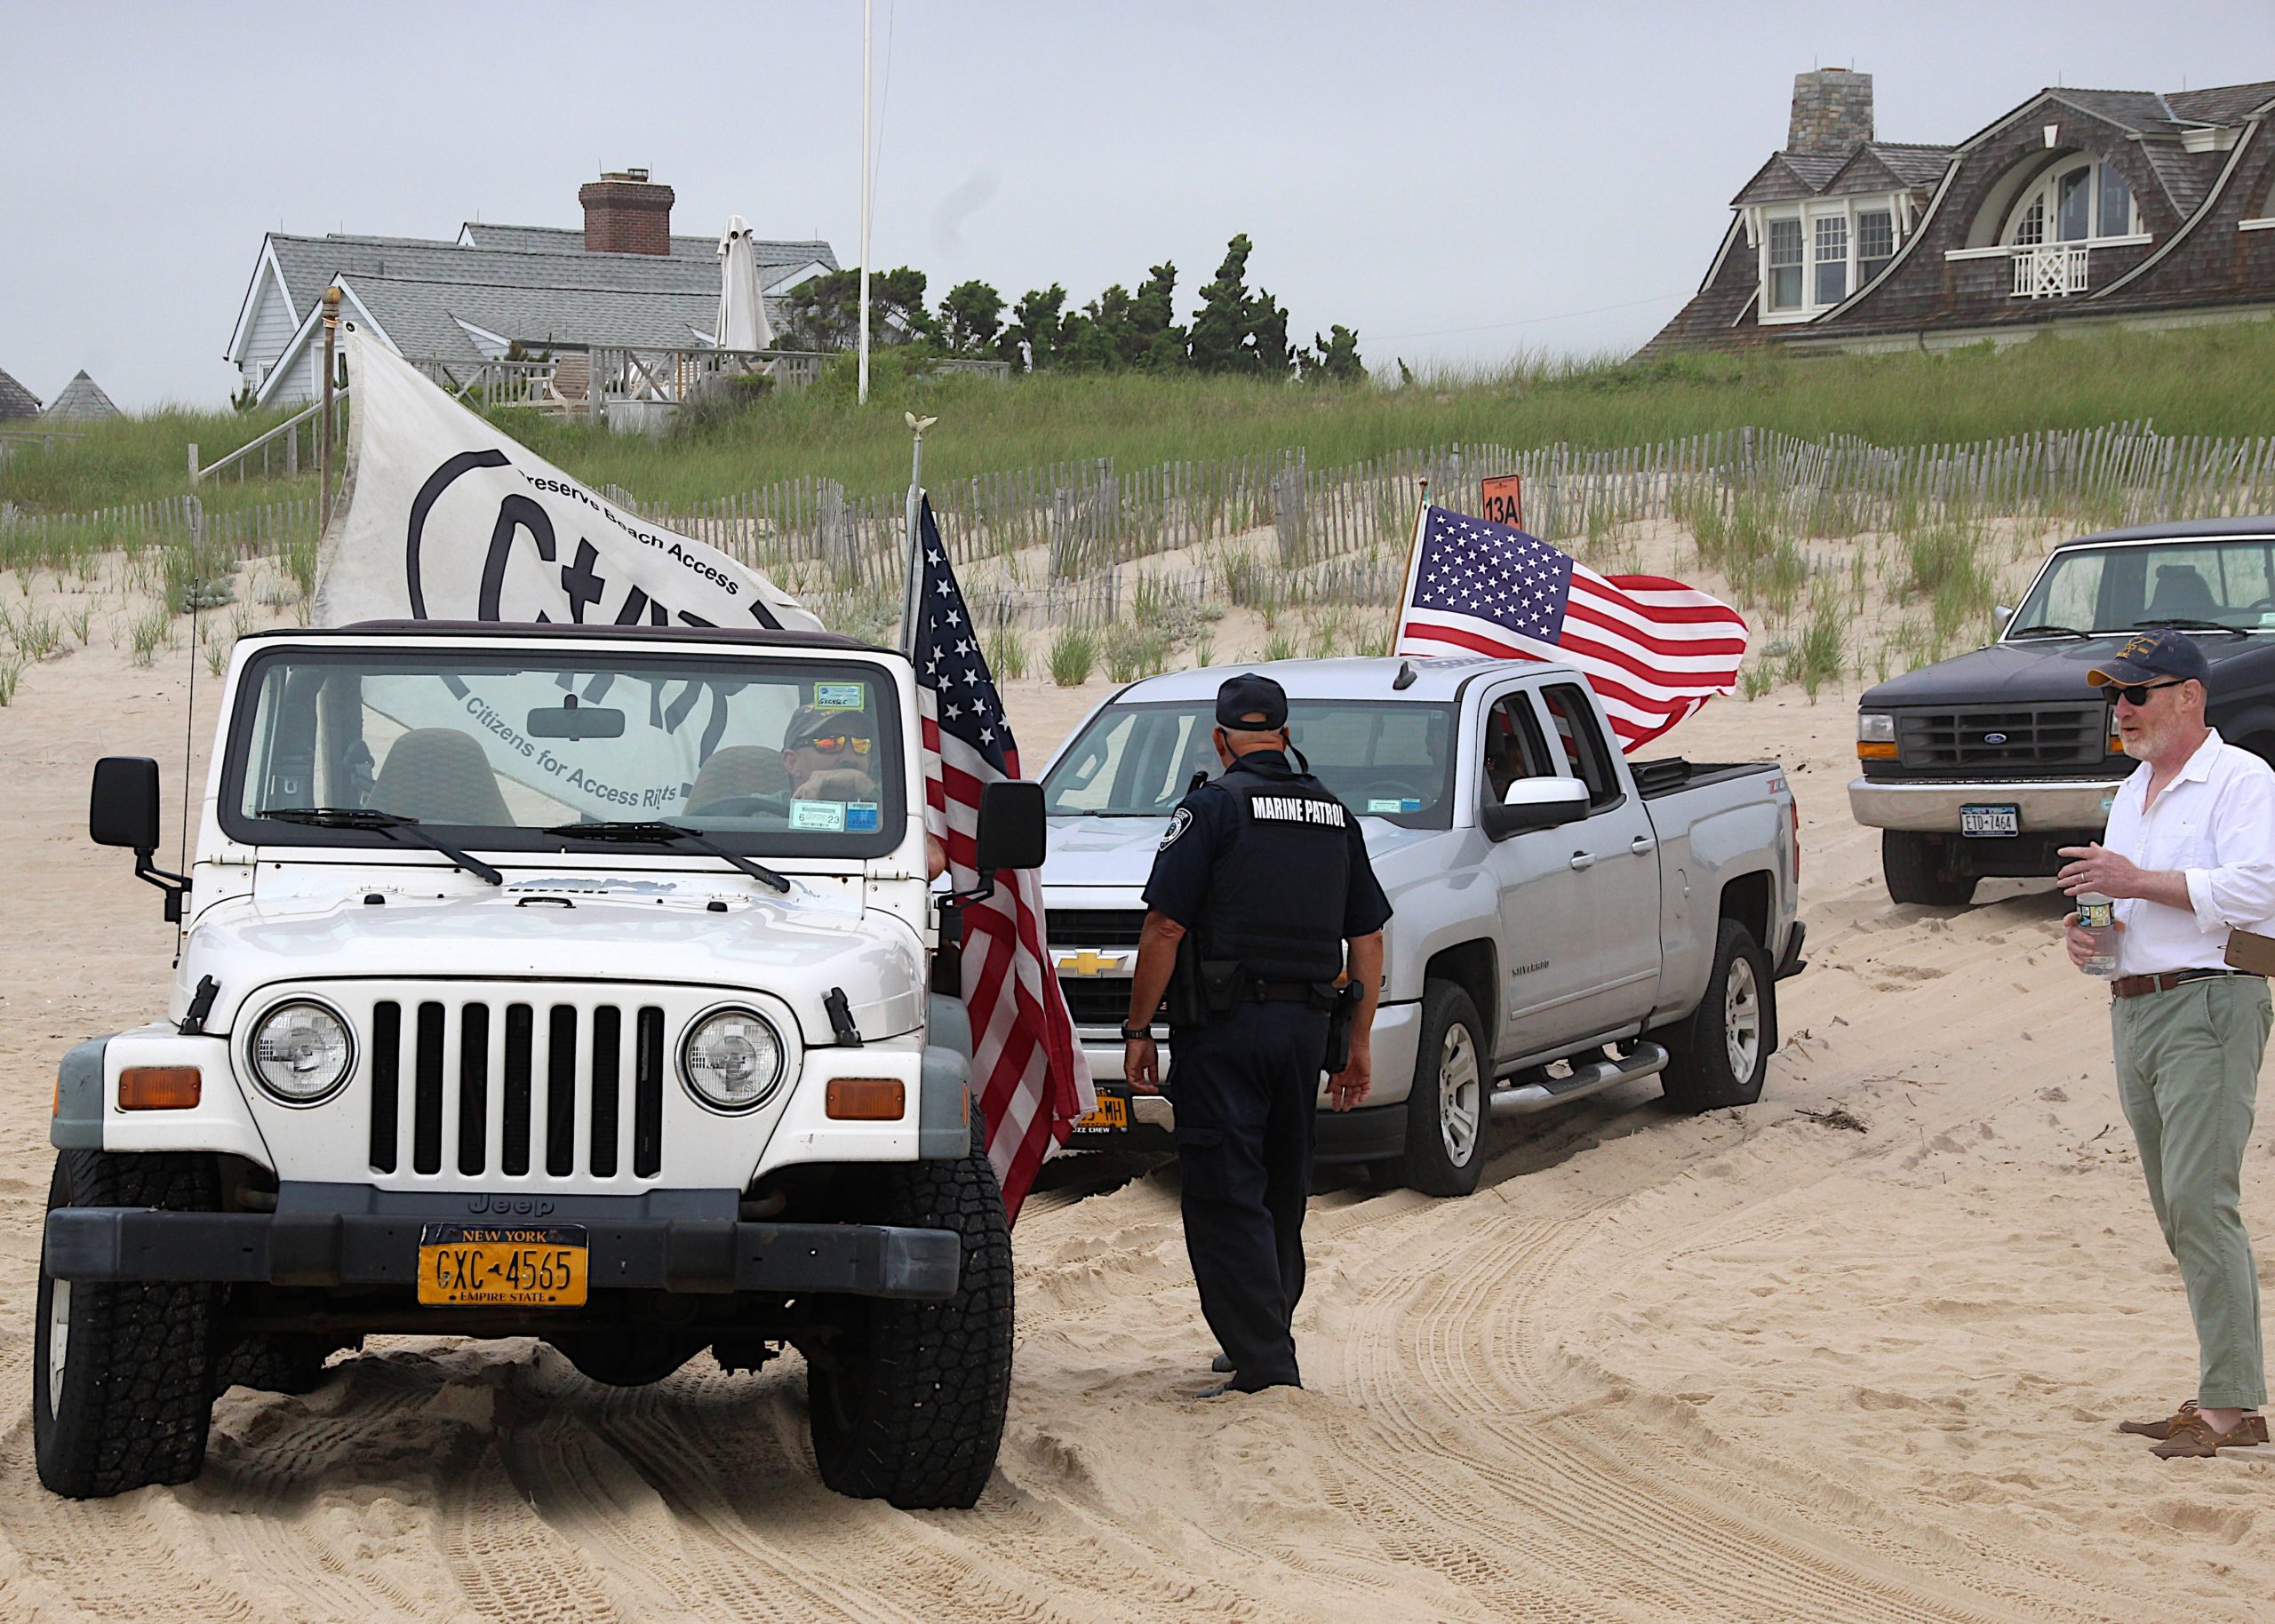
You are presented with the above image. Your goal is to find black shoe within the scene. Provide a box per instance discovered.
[1210,1353,1234,1374]
[1193,1382,1238,1399]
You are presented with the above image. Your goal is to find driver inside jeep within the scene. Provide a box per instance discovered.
[780,704,879,803]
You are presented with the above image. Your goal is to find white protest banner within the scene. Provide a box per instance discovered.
[311,326,828,821]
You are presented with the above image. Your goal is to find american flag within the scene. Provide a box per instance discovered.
[1393,505,1749,752]
[911,496,1095,1221]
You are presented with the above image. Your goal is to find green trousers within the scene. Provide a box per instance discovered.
[2112,975,2274,1410]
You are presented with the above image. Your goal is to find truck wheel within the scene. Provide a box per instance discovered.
[1882,831,1978,906]
[1392,981,1489,1198]
[34,1150,220,1499]
[807,1124,1012,1510]
[1659,919,1774,1114]
[214,1333,348,1397]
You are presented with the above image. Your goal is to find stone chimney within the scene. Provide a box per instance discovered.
[578,168,675,255]
[1788,68,1873,155]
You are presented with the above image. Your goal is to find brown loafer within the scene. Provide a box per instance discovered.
[2119,1399,2200,1440]
[2151,1412,2269,1458]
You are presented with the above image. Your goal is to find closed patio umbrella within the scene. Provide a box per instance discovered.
[715,215,774,354]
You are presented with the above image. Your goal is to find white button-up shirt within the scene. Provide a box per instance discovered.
[2103,728,2275,975]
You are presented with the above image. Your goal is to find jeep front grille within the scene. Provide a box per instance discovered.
[1896,705,2109,770]
[368,999,666,1180]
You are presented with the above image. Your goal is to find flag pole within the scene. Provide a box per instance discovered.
[857,0,874,406]
[1391,475,1431,652]
[900,412,937,657]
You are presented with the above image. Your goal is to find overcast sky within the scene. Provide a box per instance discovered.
[2,1,2268,409]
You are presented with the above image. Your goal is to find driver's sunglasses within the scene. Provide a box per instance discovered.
[801,733,873,755]
[2111,681,2183,706]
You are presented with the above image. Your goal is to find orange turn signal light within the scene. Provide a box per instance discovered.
[118,1067,202,1111]
[1856,741,1898,760]
[826,1078,906,1121]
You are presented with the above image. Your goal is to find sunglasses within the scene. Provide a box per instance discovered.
[798,733,873,755]
[2111,681,2184,706]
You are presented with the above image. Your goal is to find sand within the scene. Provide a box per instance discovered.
[1,552,2271,1624]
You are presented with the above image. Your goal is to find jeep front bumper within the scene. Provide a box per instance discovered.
[44,1208,961,1301]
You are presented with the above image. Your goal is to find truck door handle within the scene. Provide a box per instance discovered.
[1630,836,1656,855]
[1569,852,1596,871]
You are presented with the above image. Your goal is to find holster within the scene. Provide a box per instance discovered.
[1321,981,1361,1074]
[1167,931,1209,1029]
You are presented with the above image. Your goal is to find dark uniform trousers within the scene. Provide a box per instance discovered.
[1170,999,1330,1390]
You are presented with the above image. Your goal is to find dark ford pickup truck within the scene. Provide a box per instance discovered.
[1850,516,2275,905]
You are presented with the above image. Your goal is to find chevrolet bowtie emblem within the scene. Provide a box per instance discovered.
[1057,950,1130,977]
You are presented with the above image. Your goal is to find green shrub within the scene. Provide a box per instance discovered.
[1049,627,1097,686]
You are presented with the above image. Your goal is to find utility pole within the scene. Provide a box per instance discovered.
[858,0,874,405]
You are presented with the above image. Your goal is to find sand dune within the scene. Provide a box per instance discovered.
[0,568,2269,1623]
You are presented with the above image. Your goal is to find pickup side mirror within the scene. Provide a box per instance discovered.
[90,755,189,922]
[91,755,163,851]
[1992,604,2015,632]
[973,779,1046,872]
[1481,776,1589,840]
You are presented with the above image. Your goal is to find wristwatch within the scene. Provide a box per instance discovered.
[1120,1023,1154,1041]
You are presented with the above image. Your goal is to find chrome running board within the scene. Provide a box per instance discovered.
[1490,1040,1668,1117]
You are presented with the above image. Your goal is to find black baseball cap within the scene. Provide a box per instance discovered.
[784,704,871,747]
[2087,629,2212,690]
[1215,672,1288,730]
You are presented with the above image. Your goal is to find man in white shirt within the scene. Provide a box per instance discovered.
[2059,630,2275,1458]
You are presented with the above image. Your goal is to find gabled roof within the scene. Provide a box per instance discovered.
[459,222,837,271]
[42,370,119,421]
[1822,142,1954,196]
[1730,150,1848,206]
[340,274,723,360]
[0,365,39,421]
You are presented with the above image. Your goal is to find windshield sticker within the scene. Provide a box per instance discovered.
[842,801,882,832]
[1366,797,1423,814]
[813,681,866,710]
[790,799,848,832]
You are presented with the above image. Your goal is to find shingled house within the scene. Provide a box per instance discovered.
[0,365,39,422]
[228,170,837,407]
[1641,69,2275,354]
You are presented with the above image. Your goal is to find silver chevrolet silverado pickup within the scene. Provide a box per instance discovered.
[1038,657,1805,1196]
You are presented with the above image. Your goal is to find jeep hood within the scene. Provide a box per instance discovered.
[186,878,922,1043]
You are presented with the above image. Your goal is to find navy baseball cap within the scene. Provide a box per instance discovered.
[1215,672,1288,730]
[2087,629,2212,690]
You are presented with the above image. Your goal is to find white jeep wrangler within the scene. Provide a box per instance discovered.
[37,620,1036,1509]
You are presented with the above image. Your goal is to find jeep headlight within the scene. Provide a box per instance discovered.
[248,999,355,1105]
[1856,712,1896,743]
[681,1007,785,1112]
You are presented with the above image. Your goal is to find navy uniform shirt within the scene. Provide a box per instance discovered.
[1143,750,1393,939]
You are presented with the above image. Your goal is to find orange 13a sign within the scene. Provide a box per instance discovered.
[1481,474,1524,529]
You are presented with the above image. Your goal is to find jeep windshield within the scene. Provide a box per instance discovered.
[1042,698,1457,830]
[2007,537,2275,639]
[221,644,905,857]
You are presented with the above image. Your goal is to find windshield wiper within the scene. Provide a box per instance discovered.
[258,807,504,886]
[2131,617,2247,638]
[2004,622,2092,640]
[542,820,793,894]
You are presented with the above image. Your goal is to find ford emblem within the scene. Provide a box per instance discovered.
[1984,731,2008,744]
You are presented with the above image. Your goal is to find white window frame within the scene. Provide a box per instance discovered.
[1753,192,1906,324]
[1999,156,2141,248]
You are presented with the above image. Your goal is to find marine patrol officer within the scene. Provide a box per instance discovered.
[1122,673,1391,1394]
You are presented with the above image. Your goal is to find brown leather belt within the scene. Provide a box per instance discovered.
[2111,968,2267,999]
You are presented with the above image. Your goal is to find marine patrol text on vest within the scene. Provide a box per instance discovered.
[1249,795,1346,826]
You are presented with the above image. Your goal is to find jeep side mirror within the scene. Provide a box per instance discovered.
[90,755,189,921]
[974,779,1046,872]
[91,756,163,851]
[1481,776,1589,840]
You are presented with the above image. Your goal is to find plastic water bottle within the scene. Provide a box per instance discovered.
[2077,892,2119,979]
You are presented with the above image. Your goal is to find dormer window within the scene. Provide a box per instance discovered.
[2004,157,2139,245]
[1756,195,1908,322]
[1767,219,1805,310]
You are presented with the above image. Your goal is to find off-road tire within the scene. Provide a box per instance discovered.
[808,1123,1012,1509]
[1659,919,1775,1114]
[1388,981,1489,1198]
[214,1333,348,1397]
[1882,831,1978,906]
[34,1150,220,1499]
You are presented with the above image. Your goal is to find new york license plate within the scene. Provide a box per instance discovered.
[1959,803,2020,837]
[1073,1092,1130,1135]
[417,1223,588,1307]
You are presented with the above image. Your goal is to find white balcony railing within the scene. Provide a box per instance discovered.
[2012,245,2091,299]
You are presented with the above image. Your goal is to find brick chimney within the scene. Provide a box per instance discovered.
[1788,68,1873,155]
[578,168,675,255]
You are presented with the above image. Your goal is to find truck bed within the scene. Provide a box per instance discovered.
[1631,758,1782,800]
